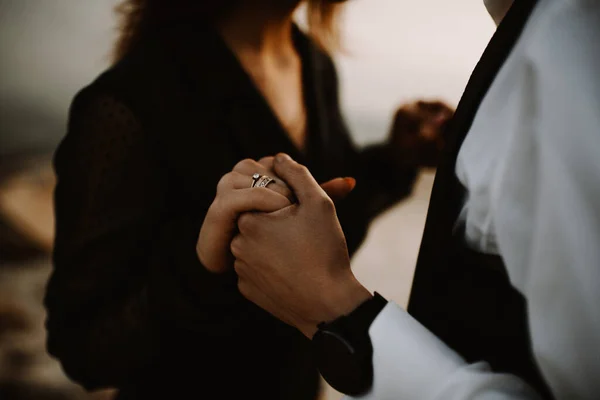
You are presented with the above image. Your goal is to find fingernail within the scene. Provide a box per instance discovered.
[344,177,357,190]
[275,153,291,163]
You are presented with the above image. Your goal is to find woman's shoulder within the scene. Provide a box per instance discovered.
[64,35,179,164]
[84,41,171,103]
[75,24,228,118]
[70,32,190,138]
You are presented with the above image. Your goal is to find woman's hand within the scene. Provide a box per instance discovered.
[197,156,357,274]
[230,154,371,338]
[388,100,454,168]
[197,157,294,273]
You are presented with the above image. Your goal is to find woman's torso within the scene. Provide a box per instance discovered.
[96,23,370,398]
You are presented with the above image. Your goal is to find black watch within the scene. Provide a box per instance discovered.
[311,292,388,396]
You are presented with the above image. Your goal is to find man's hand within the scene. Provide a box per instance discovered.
[196,157,356,274]
[230,154,372,338]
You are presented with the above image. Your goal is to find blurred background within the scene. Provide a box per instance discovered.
[0,0,494,399]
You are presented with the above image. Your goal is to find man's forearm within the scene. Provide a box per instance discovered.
[299,275,372,338]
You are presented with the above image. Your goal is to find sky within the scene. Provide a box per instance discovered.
[335,0,495,144]
[0,0,495,155]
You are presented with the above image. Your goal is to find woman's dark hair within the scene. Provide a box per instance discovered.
[113,0,342,63]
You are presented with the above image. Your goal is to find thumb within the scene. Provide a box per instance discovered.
[321,177,356,202]
[273,153,323,203]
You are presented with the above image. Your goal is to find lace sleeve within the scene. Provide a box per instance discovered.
[45,91,167,389]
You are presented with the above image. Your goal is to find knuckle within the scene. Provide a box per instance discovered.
[237,213,255,233]
[293,163,309,176]
[207,199,225,221]
[230,236,243,258]
[216,173,233,193]
[258,156,274,167]
[316,195,335,212]
[234,158,255,172]
[233,260,245,276]
[237,280,252,299]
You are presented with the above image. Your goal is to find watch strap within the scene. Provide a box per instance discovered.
[343,292,388,334]
[312,292,388,395]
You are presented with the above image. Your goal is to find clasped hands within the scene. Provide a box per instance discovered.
[196,153,372,338]
[196,99,453,337]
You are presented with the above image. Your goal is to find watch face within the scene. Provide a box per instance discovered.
[313,330,372,396]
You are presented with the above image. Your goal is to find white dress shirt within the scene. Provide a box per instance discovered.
[350,0,600,399]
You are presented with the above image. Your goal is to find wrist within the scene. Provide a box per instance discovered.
[311,292,388,395]
[377,141,414,171]
[326,277,373,322]
[299,275,371,338]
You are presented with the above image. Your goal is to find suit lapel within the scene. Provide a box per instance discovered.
[409,0,539,311]
[152,23,248,195]
[406,4,557,395]
[171,22,312,164]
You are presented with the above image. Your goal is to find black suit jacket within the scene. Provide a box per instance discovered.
[409,0,552,397]
[44,23,416,399]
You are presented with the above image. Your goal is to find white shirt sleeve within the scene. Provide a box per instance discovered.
[348,1,600,399]
[346,303,542,400]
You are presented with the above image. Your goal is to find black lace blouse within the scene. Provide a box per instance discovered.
[45,23,417,399]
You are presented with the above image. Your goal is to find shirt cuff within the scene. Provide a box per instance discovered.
[347,302,467,399]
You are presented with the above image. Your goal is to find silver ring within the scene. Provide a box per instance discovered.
[253,175,275,188]
[251,173,261,188]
